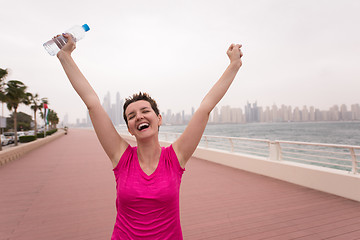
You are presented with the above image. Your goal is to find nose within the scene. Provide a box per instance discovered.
[135,113,144,121]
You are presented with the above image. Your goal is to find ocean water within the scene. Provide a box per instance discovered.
[159,121,360,146]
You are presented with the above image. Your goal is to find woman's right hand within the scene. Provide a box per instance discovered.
[56,33,76,58]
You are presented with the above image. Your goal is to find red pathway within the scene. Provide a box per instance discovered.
[1,129,360,240]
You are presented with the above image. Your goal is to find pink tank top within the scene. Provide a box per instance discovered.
[111,145,185,240]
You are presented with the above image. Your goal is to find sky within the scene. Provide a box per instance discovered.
[1,0,360,124]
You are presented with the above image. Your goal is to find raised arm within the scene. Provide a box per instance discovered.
[173,43,243,168]
[56,34,128,167]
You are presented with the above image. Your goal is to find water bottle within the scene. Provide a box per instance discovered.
[43,24,90,56]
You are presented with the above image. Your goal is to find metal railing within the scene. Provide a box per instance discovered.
[274,140,360,174]
[158,132,360,174]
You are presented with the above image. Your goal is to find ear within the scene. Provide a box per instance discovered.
[158,114,162,127]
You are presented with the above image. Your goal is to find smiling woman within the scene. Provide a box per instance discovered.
[54,32,242,239]
[125,99,162,140]
[122,92,160,125]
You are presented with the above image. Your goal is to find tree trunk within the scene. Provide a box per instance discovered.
[34,109,37,135]
[14,109,18,146]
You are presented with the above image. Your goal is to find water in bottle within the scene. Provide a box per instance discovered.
[43,24,90,56]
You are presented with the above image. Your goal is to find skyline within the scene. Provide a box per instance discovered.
[2,0,360,123]
[64,90,360,126]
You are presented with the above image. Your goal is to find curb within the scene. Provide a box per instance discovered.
[0,130,66,167]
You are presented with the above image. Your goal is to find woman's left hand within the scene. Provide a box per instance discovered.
[56,33,76,58]
[227,43,243,67]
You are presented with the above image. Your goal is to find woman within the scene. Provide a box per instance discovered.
[57,33,243,239]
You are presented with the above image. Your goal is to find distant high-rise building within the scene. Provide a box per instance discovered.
[287,106,293,122]
[212,107,220,123]
[340,104,351,121]
[293,107,301,122]
[111,103,116,124]
[115,92,123,125]
[252,102,259,122]
[309,106,315,121]
[315,108,321,121]
[245,102,252,122]
[264,106,271,122]
[330,105,340,121]
[230,108,243,123]
[102,91,111,117]
[271,104,279,122]
[322,110,329,121]
[220,105,231,123]
[166,109,172,124]
[302,106,309,121]
[244,101,259,123]
[351,104,360,120]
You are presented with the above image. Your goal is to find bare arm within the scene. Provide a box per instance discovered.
[173,44,243,168]
[57,34,128,167]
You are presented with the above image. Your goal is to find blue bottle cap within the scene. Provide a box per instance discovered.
[82,24,90,32]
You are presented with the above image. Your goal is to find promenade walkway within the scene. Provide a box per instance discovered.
[1,129,360,240]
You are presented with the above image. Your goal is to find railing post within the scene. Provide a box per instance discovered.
[349,148,357,174]
[229,138,234,152]
[204,136,208,148]
[269,141,281,161]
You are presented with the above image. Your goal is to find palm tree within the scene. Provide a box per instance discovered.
[4,80,29,146]
[0,68,9,150]
[0,68,8,82]
[0,68,9,104]
[29,93,43,135]
[48,109,59,129]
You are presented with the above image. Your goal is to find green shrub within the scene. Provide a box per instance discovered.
[37,133,45,138]
[46,129,58,136]
[19,135,37,143]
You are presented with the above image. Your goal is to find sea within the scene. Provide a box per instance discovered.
[158,121,360,146]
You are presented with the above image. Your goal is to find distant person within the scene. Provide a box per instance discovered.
[56,33,243,240]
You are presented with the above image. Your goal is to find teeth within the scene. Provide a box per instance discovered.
[138,123,149,130]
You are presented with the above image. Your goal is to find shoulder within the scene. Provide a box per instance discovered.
[162,145,177,159]
[113,145,136,170]
[163,145,185,172]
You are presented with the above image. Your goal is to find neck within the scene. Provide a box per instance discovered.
[136,137,161,165]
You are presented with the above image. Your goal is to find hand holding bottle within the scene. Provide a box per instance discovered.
[56,33,76,57]
[43,24,90,56]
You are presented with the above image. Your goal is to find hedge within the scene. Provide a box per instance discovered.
[36,129,58,138]
[37,133,45,138]
[46,129,58,135]
[19,135,37,143]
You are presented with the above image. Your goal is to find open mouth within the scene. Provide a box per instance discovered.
[137,123,150,131]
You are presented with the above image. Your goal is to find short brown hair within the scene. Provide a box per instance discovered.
[123,92,160,125]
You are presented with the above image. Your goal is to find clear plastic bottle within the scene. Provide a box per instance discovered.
[43,24,90,56]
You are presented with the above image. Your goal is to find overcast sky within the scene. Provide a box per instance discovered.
[1,0,359,124]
